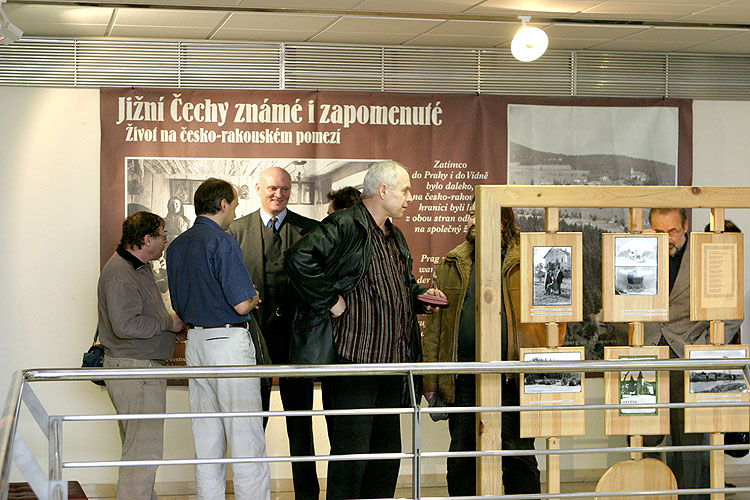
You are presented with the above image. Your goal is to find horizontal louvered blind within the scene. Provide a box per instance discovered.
[284,45,384,91]
[576,52,666,97]
[180,42,281,89]
[1,37,750,99]
[76,40,180,87]
[667,54,750,99]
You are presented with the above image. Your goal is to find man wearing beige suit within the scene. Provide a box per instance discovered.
[643,208,741,500]
[228,167,319,500]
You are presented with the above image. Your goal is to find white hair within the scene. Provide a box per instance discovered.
[361,160,407,198]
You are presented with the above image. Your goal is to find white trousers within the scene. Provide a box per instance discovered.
[186,327,270,500]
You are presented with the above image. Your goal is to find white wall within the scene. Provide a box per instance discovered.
[2,89,750,488]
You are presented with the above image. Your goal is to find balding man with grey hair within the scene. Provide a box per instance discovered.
[286,160,446,499]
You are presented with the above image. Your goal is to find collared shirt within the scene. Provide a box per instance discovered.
[333,209,413,363]
[116,244,147,269]
[166,216,256,327]
[259,208,287,231]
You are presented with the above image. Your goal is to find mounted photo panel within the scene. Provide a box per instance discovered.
[520,232,583,323]
[690,232,744,321]
[603,346,670,436]
[602,233,669,323]
[684,344,750,433]
[519,346,586,438]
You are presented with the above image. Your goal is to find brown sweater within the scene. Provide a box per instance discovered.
[97,247,174,360]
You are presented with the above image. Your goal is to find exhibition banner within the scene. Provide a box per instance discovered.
[100,88,692,355]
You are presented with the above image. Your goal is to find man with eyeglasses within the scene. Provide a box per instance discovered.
[643,208,741,500]
[97,211,185,500]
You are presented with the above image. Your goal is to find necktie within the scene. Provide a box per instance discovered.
[268,216,279,233]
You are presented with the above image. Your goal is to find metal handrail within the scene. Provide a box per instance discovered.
[3,358,750,500]
[0,371,25,500]
[22,357,750,380]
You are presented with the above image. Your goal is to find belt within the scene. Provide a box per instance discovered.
[189,322,247,329]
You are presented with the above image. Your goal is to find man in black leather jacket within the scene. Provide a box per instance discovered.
[285,160,445,499]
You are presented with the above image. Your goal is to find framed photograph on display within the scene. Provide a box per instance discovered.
[519,347,586,438]
[520,232,583,323]
[603,346,670,436]
[684,345,750,433]
[690,232,744,321]
[602,233,669,323]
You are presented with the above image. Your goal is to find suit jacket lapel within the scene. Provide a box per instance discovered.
[248,210,264,294]
[669,243,690,303]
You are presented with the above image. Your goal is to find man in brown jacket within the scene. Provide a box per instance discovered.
[423,202,564,496]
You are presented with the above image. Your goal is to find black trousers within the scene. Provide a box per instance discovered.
[447,374,540,496]
[643,370,709,500]
[260,314,319,500]
[323,366,403,500]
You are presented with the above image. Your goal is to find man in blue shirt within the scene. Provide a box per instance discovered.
[167,178,270,500]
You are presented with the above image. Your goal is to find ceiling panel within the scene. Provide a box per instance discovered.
[424,20,520,37]
[592,39,703,51]
[3,4,113,23]
[466,0,604,16]
[237,0,363,8]
[109,25,217,38]
[222,12,337,31]
[624,27,746,43]
[213,29,320,42]
[114,8,228,27]
[17,23,110,37]
[320,16,443,34]
[573,2,709,20]
[309,31,421,45]
[544,24,649,40]
[406,34,508,46]
[354,0,482,13]
[674,5,750,22]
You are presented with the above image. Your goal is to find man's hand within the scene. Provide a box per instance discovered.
[418,288,448,312]
[169,313,185,333]
[249,293,261,310]
[330,295,347,317]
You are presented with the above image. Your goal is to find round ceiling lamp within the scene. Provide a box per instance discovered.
[510,16,548,62]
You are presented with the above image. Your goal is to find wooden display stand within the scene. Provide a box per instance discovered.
[690,232,744,321]
[601,233,669,323]
[520,232,583,323]
[683,344,750,434]
[604,346,670,437]
[475,187,750,498]
[595,458,677,500]
[519,346,586,438]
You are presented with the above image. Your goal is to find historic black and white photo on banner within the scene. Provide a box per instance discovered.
[508,104,679,359]
[126,157,373,307]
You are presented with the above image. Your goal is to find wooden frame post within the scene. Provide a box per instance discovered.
[475,186,750,497]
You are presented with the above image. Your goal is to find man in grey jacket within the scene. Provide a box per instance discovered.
[98,211,184,500]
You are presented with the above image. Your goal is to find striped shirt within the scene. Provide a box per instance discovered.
[333,212,414,363]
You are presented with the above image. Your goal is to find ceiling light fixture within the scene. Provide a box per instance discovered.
[0,0,22,45]
[511,16,548,62]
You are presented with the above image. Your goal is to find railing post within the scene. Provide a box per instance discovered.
[407,370,421,499]
[48,417,63,483]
